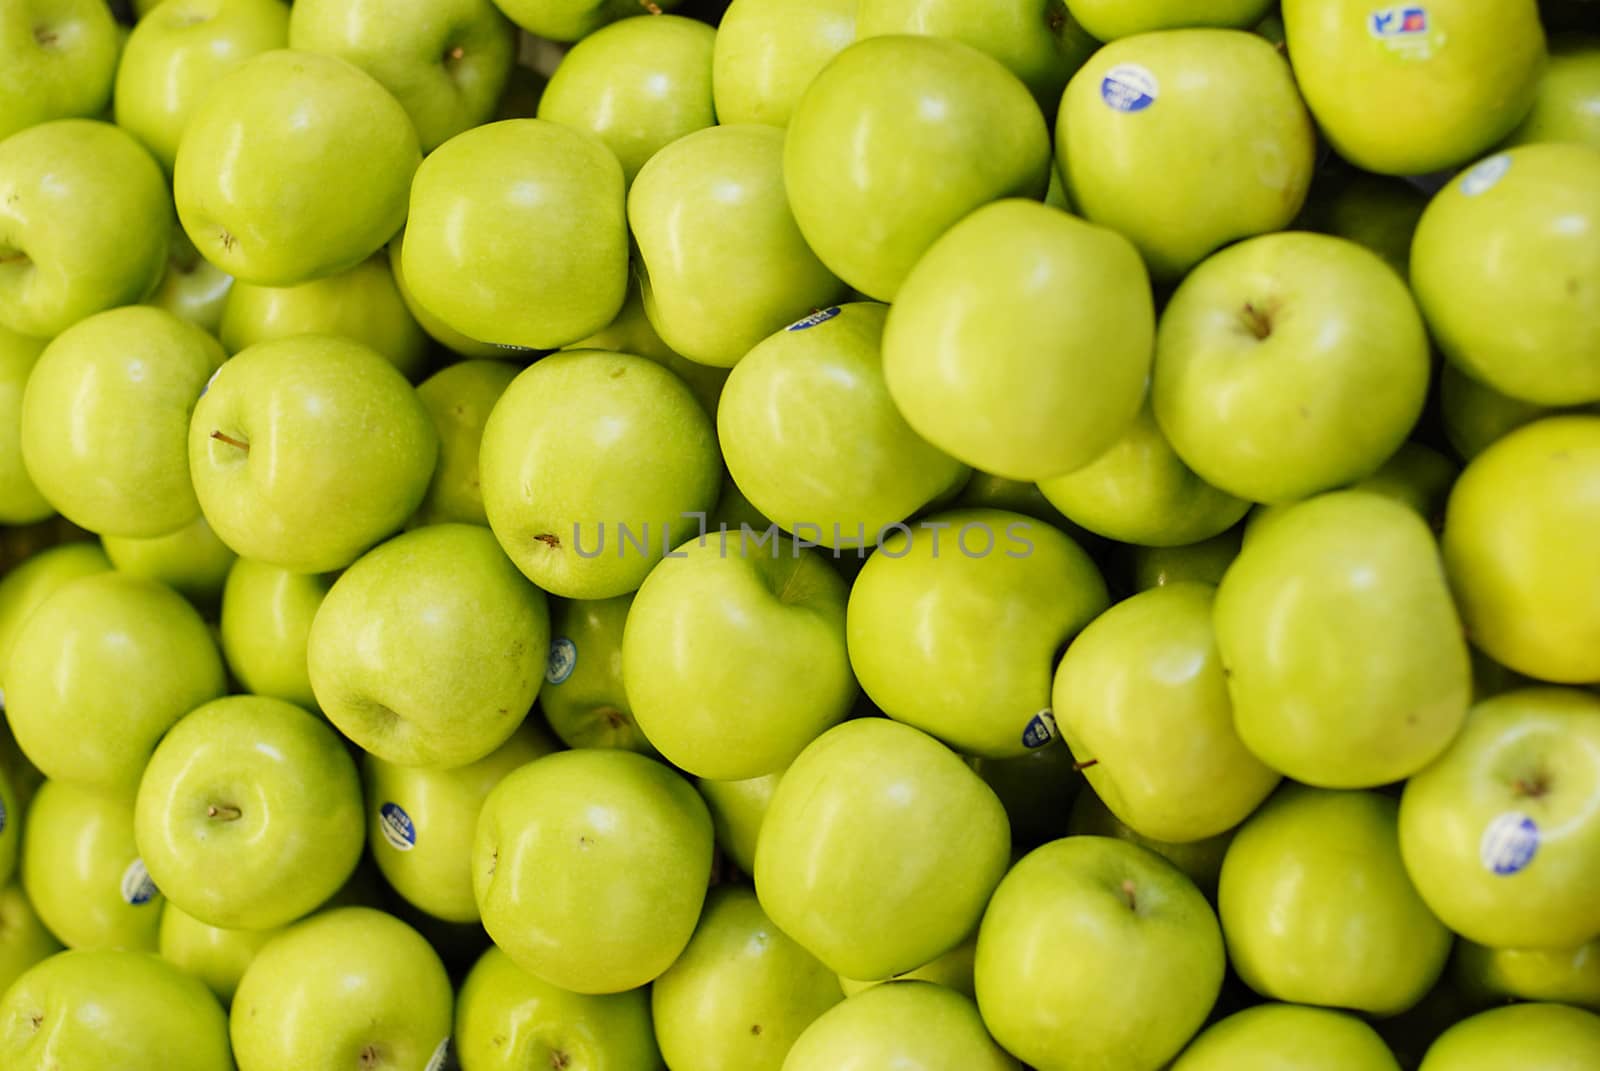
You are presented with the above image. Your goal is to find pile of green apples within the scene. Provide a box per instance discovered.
[1,0,1599,1068]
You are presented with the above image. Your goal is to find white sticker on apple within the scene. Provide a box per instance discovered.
[545,637,577,685]
[1460,154,1511,197]
[199,364,224,398]
[1100,64,1159,114]
[120,858,159,906]
[1021,709,1059,749]
[1480,811,1539,876]
[424,1037,451,1071]
[378,802,417,852]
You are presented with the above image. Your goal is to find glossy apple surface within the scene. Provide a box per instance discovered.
[158,902,279,1006]
[711,0,856,126]
[1172,1004,1401,1071]
[784,981,1019,1071]
[1418,1003,1600,1071]
[413,359,520,526]
[144,224,234,335]
[1129,528,1241,592]
[1454,937,1600,1011]
[0,1,120,140]
[491,0,683,42]
[539,594,656,754]
[563,278,729,416]
[102,516,237,610]
[1507,35,1600,148]
[1068,789,1233,894]
[0,882,61,995]
[697,770,780,876]
[218,557,329,709]
[0,541,109,691]
[1067,0,1272,38]
[0,326,49,524]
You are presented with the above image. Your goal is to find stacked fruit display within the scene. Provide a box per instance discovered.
[0,0,1598,1068]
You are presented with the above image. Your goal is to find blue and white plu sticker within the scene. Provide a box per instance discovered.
[546,637,577,685]
[121,858,159,906]
[1100,64,1159,114]
[1022,709,1059,749]
[1461,154,1511,197]
[425,1037,451,1071]
[1480,811,1539,876]
[786,307,841,331]
[379,802,417,852]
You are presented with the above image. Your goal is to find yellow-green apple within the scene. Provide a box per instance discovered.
[473,749,713,993]
[102,516,237,610]
[21,306,224,537]
[784,35,1051,300]
[158,903,278,1006]
[6,573,225,793]
[479,350,722,598]
[975,836,1224,1071]
[1399,688,1600,949]
[0,949,232,1071]
[309,523,549,768]
[0,119,170,338]
[386,229,503,360]
[1056,31,1314,280]
[717,303,968,550]
[1220,786,1451,1015]
[412,359,520,527]
[1066,0,1273,38]
[490,0,683,42]
[785,981,1019,1071]
[1153,233,1430,503]
[838,935,977,998]
[1054,583,1278,843]
[1455,936,1600,1010]
[711,0,856,126]
[133,696,363,930]
[1068,788,1233,894]
[882,199,1152,481]
[653,886,843,1071]
[952,471,1070,526]
[1038,405,1250,546]
[539,594,656,754]
[0,326,50,524]
[629,124,845,367]
[230,907,453,1071]
[21,781,162,951]
[845,509,1108,757]
[365,720,558,923]
[1283,0,1545,175]
[114,0,290,172]
[1171,1004,1402,1071]
[1442,416,1600,683]
[219,254,428,379]
[697,770,781,875]
[218,557,329,709]
[1215,492,1471,787]
[144,224,234,335]
[563,279,730,416]
[1242,441,1459,548]
[455,945,661,1070]
[622,531,855,780]
[1297,169,1428,280]
[538,15,715,184]
[188,334,438,574]
[1439,361,1599,461]
[0,541,109,690]
[1507,36,1600,148]
[1412,145,1600,407]
[0,882,61,994]
[1130,528,1242,592]
[174,49,420,286]
[754,719,1009,980]
[401,119,627,350]
[0,0,121,141]
[1419,1003,1600,1070]
[288,0,515,151]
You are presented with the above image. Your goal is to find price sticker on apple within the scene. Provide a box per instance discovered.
[1480,811,1539,876]
[120,858,160,907]
[546,637,577,685]
[1100,64,1159,114]
[1022,709,1059,749]
[378,802,417,852]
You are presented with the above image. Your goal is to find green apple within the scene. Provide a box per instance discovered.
[0,948,232,1071]
[218,557,329,709]
[1068,788,1233,894]
[1284,0,1545,175]
[1439,360,1600,461]
[538,15,715,185]
[1129,527,1242,592]
[0,540,109,691]
[629,124,845,367]
[1067,0,1273,39]
[479,350,722,598]
[754,719,1009,980]
[159,902,278,1006]
[144,224,235,335]
[174,49,420,286]
[1221,786,1451,1015]
[1153,232,1430,503]
[230,907,453,1071]
[622,531,855,780]
[1297,169,1428,280]
[564,278,730,416]
[718,303,968,549]
[786,981,1018,1071]
[20,305,224,537]
[412,360,519,527]
[386,228,503,360]
[1455,937,1600,1010]
[882,199,1151,481]
[697,770,781,876]
[0,119,170,338]
[1507,36,1600,148]
[1172,1004,1402,1071]
[1400,688,1600,949]
[1215,492,1471,787]
[975,836,1224,1071]
[365,719,558,923]
[1412,144,1600,407]
[839,935,977,998]
[219,253,428,380]
[0,0,121,141]
[6,573,225,793]
[1242,441,1460,548]
[970,744,1081,851]
[846,509,1108,757]
[857,0,1096,110]
[189,334,438,574]
[1442,416,1600,683]
[1419,1003,1600,1070]
[653,885,843,1071]
[491,0,683,43]
[0,882,61,995]
[309,523,548,767]
[114,0,290,172]
[539,594,656,754]
[0,325,50,524]
[952,471,1070,526]
[289,0,515,152]
[1038,405,1250,546]
[784,35,1051,300]
[21,781,162,951]
[102,516,237,610]
[401,119,627,350]
[455,945,661,1071]
[711,0,856,127]
[1057,31,1315,280]
[1054,583,1278,844]
[134,695,363,930]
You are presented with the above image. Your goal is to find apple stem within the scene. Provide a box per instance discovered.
[445,45,465,62]
[210,430,250,454]
[1119,879,1138,911]
[1239,302,1274,340]
[534,532,561,549]
[1512,775,1549,799]
[207,803,242,822]
[1073,758,1099,772]
[640,0,663,13]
